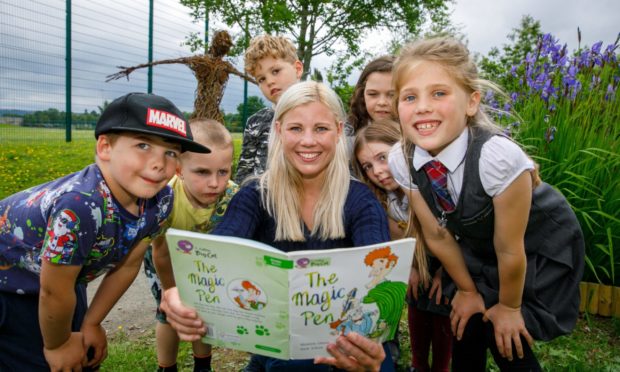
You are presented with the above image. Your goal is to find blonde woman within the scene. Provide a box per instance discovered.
[160,81,395,371]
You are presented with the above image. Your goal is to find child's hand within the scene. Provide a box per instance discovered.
[160,287,206,341]
[408,267,421,300]
[81,323,108,367]
[314,331,385,371]
[429,267,445,305]
[43,332,86,371]
[483,303,534,361]
[450,289,485,340]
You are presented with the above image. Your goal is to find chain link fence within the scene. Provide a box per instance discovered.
[0,0,259,143]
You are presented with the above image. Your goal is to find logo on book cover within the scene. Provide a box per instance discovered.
[295,257,331,268]
[176,240,194,253]
[295,257,310,268]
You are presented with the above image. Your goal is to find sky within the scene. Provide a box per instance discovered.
[0,0,619,115]
[450,0,619,55]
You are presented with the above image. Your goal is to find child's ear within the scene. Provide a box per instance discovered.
[467,91,481,116]
[294,60,303,80]
[96,135,113,161]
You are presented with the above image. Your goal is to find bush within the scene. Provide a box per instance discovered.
[487,34,620,285]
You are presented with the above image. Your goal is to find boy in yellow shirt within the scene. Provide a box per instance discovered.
[144,118,239,372]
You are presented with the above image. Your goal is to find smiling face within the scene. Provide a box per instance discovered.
[275,101,343,182]
[397,61,480,156]
[179,144,233,208]
[97,133,180,212]
[254,56,303,104]
[364,72,395,121]
[356,141,399,192]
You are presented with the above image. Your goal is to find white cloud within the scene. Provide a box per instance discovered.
[450,0,619,55]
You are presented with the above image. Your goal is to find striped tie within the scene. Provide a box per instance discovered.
[422,160,455,212]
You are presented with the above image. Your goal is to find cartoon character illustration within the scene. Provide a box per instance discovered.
[0,206,11,234]
[330,288,377,337]
[19,250,42,274]
[156,194,173,221]
[42,209,80,263]
[361,246,408,340]
[124,215,146,241]
[97,182,118,224]
[365,246,398,289]
[232,280,266,311]
[24,189,47,207]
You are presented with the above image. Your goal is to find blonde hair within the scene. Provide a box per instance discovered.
[393,36,540,186]
[244,34,299,77]
[182,118,233,160]
[352,119,430,284]
[260,81,350,241]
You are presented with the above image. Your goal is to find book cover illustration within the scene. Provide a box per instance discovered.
[166,228,415,360]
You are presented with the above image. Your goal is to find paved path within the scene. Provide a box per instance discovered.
[86,264,157,338]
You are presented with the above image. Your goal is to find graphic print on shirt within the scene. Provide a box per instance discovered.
[42,209,80,264]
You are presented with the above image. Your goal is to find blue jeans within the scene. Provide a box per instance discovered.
[244,343,395,372]
[0,284,95,371]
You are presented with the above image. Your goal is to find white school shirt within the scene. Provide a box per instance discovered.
[387,191,409,222]
[388,128,535,201]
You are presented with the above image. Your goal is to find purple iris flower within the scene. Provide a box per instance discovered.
[544,126,557,143]
[605,84,616,100]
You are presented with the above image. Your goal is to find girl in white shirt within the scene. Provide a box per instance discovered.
[388,37,584,371]
[354,118,453,372]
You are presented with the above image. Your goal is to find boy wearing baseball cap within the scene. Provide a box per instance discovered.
[0,92,208,371]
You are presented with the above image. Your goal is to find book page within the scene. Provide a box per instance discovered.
[166,229,293,359]
[287,238,415,359]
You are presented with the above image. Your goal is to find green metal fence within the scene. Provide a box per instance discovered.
[0,0,257,143]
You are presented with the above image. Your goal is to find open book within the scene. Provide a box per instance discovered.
[165,228,415,360]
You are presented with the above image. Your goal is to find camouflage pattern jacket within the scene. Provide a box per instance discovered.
[234,107,274,184]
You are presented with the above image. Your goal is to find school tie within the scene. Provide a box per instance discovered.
[422,160,456,212]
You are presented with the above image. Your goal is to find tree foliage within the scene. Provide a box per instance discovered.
[181,0,451,78]
[20,108,100,128]
[223,95,266,132]
[478,15,543,82]
[237,95,266,118]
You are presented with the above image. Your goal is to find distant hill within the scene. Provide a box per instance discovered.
[0,109,32,116]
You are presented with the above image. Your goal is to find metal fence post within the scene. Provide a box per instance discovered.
[65,0,72,142]
[241,14,249,131]
[148,0,154,93]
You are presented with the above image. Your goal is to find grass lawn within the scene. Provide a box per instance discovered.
[1,128,619,370]
[0,128,243,200]
[102,312,620,371]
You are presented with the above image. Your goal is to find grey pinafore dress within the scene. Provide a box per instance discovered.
[409,127,585,341]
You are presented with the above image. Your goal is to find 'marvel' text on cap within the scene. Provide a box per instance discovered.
[146,108,187,137]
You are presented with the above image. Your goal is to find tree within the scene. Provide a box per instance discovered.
[236,96,266,119]
[181,0,451,78]
[478,15,543,82]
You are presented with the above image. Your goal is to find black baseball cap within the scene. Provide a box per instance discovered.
[95,92,210,153]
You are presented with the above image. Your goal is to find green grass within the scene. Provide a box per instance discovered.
[0,129,243,200]
[2,128,619,370]
[100,311,620,371]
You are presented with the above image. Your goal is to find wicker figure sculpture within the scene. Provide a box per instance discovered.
[106,30,255,122]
